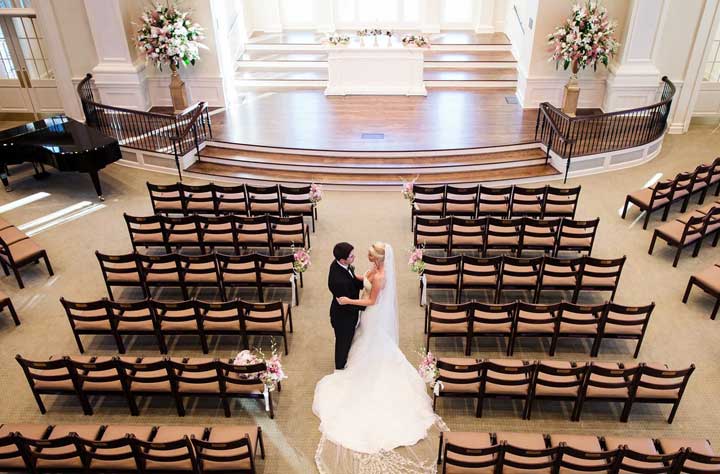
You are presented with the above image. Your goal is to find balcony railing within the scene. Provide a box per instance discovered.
[535,76,676,182]
[77,73,212,179]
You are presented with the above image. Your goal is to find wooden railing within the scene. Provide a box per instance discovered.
[535,76,676,182]
[77,73,212,179]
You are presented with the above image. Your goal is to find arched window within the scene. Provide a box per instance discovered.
[281,0,315,27]
[335,0,420,28]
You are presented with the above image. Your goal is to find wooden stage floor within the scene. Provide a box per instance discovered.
[210,89,539,152]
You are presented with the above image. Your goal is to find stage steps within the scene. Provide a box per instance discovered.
[235,30,518,91]
[186,144,560,186]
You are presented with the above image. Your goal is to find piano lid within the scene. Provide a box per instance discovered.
[0,115,118,155]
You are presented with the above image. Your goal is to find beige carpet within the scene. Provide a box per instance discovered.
[0,120,719,473]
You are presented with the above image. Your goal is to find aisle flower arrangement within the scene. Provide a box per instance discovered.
[417,349,442,395]
[326,33,350,46]
[233,339,287,392]
[310,183,323,204]
[408,245,425,274]
[291,244,312,273]
[547,1,619,73]
[135,3,206,71]
[402,34,430,48]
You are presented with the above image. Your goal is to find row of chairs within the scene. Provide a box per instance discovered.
[622,158,720,229]
[16,355,281,418]
[439,431,716,474]
[125,213,310,255]
[410,184,581,229]
[0,216,53,289]
[0,423,264,474]
[684,262,720,319]
[649,203,720,267]
[96,251,300,304]
[147,181,318,231]
[426,300,653,357]
[420,254,626,305]
[434,358,694,423]
[62,297,293,355]
[415,216,599,257]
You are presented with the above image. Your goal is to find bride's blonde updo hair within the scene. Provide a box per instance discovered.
[368,241,386,263]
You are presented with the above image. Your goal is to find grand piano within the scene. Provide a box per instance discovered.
[0,115,121,200]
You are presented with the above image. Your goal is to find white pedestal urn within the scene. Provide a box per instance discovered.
[562,61,581,117]
[169,63,189,113]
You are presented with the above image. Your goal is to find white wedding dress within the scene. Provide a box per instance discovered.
[313,245,446,474]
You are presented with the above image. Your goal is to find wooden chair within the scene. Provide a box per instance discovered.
[535,256,581,302]
[269,215,309,253]
[496,256,542,303]
[594,302,654,358]
[419,255,461,305]
[137,253,186,299]
[0,289,19,326]
[457,255,500,303]
[77,425,153,472]
[60,297,117,353]
[110,299,164,353]
[124,214,168,253]
[15,355,86,415]
[448,217,485,255]
[215,184,248,216]
[257,253,297,305]
[444,185,479,219]
[218,253,260,301]
[424,301,471,354]
[241,300,293,355]
[604,436,682,474]
[509,302,560,356]
[478,184,512,218]
[703,156,720,197]
[168,358,224,417]
[497,432,560,473]
[623,363,695,424]
[196,299,244,353]
[95,252,144,300]
[414,217,450,255]
[689,164,713,206]
[649,214,706,267]
[527,361,587,421]
[554,218,599,256]
[198,215,239,254]
[683,263,720,319]
[130,428,199,473]
[20,430,87,473]
[246,184,280,216]
[478,360,534,418]
[192,425,265,473]
[440,433,502,474]
[543,185,581,219]
[622,179,675,229]
[510,185,547,218]
[410,184,445,230]
[432,358,482,416]
[236,216,272,254]
[668,171,697,214]
[575,362,639,422]
[218,359,275,418]
[118,356,179,417]
[180,183,217,215]
[518,217,559,256]
[71,356,129,416]
[178,253,222,299]
[0,423,48,472]
[551,302,603,356]
[552,434,621,474]
[470,302,514,356]
[657,437,717,474]
[483,218,521,256]
[147,182,183,215]
[152,300,203,354]
[0,233,53,289]
[280,184,316,232]
[161,215,203,252]
[573,256,626,303]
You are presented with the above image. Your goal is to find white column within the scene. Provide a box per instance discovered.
[603,0,666,111]
[33,0,84,120]
[421,0,441,33]
[83,0,149,110]
[668,0,720,134]
[475,0,495,34]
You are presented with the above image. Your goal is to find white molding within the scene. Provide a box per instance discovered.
[146,75,226,107]
[517,73,607,109]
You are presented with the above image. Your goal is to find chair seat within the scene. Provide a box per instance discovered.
[603,321,644,336]
[283,203,313,213]
[144,426,205,472]
[502,275,538,286]
[472,318,511,334]
[604,436,663,473]
[579,276,616,288]
[116,319,154,332]
[4,238,45,264]
[160,319,199,332]
[585,364,629,399]
[496,432,550,474]
[250,203,279,213]
[523,236,556,247]
[425,274,458,285]
[438,358,480,394]
[430,321,468,334]
[202,426,258,471]
[655,220,703,244]
[89,425,153,471]
[550,434,605,471]
[415,202,443,212]
[534,362,580,397]
[260,273,293,284]
[224,373,265,394]
[35,424,101,470]
[628,188,670,209]
[0,424,47,469]
[694,265,720,293]
[485,360,529,396]
[446,202,476,213]
[417,235,449,246]
[539,275,576,287]
[462,274,497,286]
[558,236,592,248]
[487,235,519,246]
[442,432,495,474]
[452,235,483,246]
[558,312,598,335]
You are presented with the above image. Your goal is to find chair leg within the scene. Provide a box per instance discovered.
[73,332,85,353]
[661,205,672,222]
[668,401,680,424]
[42,252,54,276]
[712,298,720,321]
[682,278,694,303]
[648,233,658,255]
[672,247,682,268]
[32,391,47,414]
[475,397,483,418]
[0,259,8,276]
[7,302,19,326]
[620,400,633,422]
[114,334,126,354]
[621,198,630,219]
[11,267,23,289]
[283,334,288,356]
[643,210,651,230]
[222,396,231,417]
[126,394,140,416]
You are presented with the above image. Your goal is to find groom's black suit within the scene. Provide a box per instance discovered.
[328,260,365,369]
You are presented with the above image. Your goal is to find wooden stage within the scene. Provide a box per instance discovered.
[209,89,538,152]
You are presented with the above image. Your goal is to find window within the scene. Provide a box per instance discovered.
[0,0,32,7]
[334,0,420,28]
[704,28,720,82]
[441,0,475,26]
[281,0,314,27]
[0,27,16,79]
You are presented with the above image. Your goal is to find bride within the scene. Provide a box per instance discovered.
[312,242,445,474]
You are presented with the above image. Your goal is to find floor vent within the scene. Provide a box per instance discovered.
[505,96,519,104]
[361,133,385,139]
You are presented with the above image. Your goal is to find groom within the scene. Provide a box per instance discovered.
[328,242,365,370]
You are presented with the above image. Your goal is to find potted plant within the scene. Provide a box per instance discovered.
[548,1,619,116]
[136,3,207,113]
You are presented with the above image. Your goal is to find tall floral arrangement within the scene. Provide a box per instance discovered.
[548,1,619,73]
[136,3,207,71]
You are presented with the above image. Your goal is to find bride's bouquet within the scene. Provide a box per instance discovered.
[417,349,442,395]
[408,245,425,274]
[291,244,311,273]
